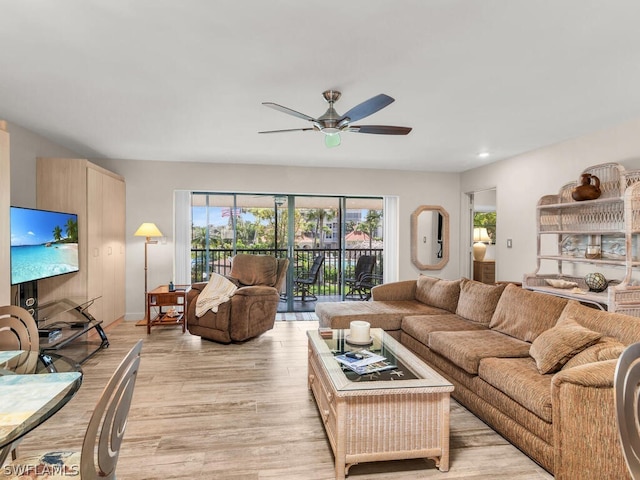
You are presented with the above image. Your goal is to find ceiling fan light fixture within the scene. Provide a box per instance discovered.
[325,133,341,148]
[260,90,411,146]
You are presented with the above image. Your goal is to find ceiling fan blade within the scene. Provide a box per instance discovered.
[259,128,315,134]
[339,94,395,123]
[349,125,412,135]
[262,102,318,122]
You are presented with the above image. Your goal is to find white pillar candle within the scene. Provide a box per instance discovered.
[350,321,370,343]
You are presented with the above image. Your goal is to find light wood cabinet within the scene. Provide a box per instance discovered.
[473,260,495,284]
[523,162,640,317]
[36,158,125,327]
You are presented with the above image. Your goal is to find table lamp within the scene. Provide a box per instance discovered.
[134,222,163,317]
[473,227,491,261]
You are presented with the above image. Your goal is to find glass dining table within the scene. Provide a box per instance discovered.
[0,350,82,465]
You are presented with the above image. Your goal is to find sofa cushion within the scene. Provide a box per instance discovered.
[556,300,640,345]
[562,338,626,370]
[315,300,447,330]
[478,357,553,422]
[415,276,461,313]
[429,330,531,375]
[530,318,602,374]
[456,278,507,325]
[489,284,568,342]
[229,254,277,286]
[402,313,488,347]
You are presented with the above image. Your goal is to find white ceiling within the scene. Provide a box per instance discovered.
[1,1,640,173]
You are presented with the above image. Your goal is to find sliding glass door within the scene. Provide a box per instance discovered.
[190,192,384,312]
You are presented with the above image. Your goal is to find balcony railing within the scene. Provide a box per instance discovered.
[191,247,383,299]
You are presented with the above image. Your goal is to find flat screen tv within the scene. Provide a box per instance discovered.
[10,206,79,285]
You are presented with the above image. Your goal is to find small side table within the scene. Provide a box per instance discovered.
[473,260,495,284]
[146,285,191,335]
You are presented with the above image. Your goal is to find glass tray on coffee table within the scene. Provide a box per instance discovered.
[326,329,420,381]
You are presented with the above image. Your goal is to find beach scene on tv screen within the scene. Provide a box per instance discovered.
[10,208,79,284]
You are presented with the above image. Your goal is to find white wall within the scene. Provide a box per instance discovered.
[7,123,79,208]
[461,117,640,283]
[93,158,462,319]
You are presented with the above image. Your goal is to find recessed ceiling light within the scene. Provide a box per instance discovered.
[477,151,490,159]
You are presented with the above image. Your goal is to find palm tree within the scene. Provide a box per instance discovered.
[65,218,78,242]
[346,220,359,234]
[52,225,62,242]
[357,210,382,250]
[191,226,208,249]
[305,209,336,248]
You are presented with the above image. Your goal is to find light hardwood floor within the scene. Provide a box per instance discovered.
[18,320,553,479]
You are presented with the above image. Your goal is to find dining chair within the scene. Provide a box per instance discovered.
[0,340,143,480]
[0,305,40,352]
[614,341,640,480]
[0,304,40,375]
[0,305,41,461]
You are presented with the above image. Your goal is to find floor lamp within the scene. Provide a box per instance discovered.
[134,222,163,319]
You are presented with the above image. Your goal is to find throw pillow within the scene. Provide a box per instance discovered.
[530,318,602,374]
[414,276,460,313]
[489,284,568,342]
[562,338,626,370]
[456,278,507,325]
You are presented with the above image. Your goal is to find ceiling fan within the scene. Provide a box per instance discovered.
[259,90,412,148]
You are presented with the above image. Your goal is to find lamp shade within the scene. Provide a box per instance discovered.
[134,223,163,238]
[473,227,491,243]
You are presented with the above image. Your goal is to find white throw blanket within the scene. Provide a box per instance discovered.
[195,273,238,317]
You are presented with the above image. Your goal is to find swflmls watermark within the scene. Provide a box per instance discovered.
[3,464,80,476]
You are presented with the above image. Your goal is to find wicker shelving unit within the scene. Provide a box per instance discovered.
[523,162,640,317]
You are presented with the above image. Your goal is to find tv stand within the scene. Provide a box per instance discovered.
[16,280,38,320]
[36,296,109,364]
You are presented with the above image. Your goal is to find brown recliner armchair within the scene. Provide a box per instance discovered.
[186,254,289,343]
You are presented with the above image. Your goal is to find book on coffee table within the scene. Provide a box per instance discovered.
[334,350,398,374]
[335,350,385,368]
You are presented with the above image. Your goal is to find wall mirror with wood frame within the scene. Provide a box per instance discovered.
[410,205,449,270]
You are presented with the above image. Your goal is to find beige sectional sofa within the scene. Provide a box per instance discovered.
[315,276,640,479]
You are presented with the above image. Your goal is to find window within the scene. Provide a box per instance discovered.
[474,211,496,244]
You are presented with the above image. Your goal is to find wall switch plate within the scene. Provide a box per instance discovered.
[507,238,513,248]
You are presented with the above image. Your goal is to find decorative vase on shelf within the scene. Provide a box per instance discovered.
[571,174,601,201]
[585,246,601,259]
[585,241,602,259]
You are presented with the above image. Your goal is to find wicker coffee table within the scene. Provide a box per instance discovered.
[307,328,454,479]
